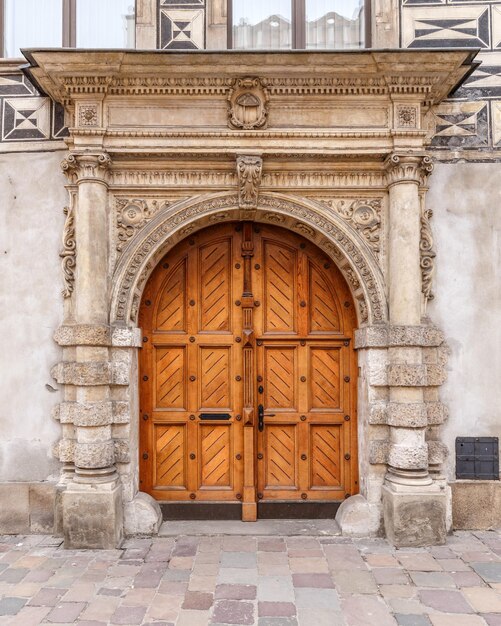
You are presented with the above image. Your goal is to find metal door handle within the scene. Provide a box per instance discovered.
[257,404,275,432]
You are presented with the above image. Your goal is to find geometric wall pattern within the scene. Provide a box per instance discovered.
[159,0,206,49]
[402,0,501,153]
[0,72,68,146]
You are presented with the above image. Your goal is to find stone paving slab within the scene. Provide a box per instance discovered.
[0,530,501,624]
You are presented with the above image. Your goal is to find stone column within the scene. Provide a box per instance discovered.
[54,153,124,549]
[382,153,447,546]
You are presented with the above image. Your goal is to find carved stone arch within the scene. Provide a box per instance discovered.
[110,191,388,326]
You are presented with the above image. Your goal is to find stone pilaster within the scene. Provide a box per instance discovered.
[56,153,124,549]
[381,154,447,547]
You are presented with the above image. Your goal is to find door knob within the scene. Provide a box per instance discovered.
[257,404,276,432]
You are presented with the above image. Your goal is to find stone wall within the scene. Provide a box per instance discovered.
[427,162,501,481]
[0,150,66,531]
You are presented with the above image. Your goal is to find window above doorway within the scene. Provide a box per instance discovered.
[0,0,136,59]
[229,0,368,50]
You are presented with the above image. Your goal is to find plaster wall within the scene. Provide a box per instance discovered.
[427,162,501,481]
[0,151,66,482]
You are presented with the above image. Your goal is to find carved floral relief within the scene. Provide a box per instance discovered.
[60,205,76,298]
[115,197,171,251]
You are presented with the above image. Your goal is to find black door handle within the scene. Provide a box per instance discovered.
[258,404,275,432]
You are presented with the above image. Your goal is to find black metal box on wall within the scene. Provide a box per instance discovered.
[456,437,499,480]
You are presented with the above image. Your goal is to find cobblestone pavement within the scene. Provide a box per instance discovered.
[1,530,501,625]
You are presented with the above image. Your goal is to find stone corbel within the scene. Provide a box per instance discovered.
[384,153,434,187]
[237,155,263,212]
[61,152,112,184]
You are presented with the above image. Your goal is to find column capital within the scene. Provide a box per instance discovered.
[384,153,434,187]
[61,152,112,184]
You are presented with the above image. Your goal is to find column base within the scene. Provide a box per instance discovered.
[382,481,447,547]
[62,478,123,549]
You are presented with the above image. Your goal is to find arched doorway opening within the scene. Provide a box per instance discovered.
[138,221,358,521]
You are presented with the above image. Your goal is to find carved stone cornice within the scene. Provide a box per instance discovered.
[237,156,263,209]
[384,154,434,187]
[61,152,112,184]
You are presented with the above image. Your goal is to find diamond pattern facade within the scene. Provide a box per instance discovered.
[402,0,501,152]
[159,0,206,49]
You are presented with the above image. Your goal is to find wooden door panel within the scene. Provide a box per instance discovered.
[263,241,296,334]
[263,346,297,411]
[309,263,341,333]
[309,347,342,411]
[199,424,232,489]
[199,238,232,332]
[155,346,186,410]
[264,424,298,489]
[156,258,187,332]
[199,346,232,410]
[309,425,342,489]
[154,424,187,489]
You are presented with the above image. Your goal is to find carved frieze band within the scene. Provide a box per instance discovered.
[61,152,112,183]
[60,205,76,298]
[237,155,263,209]
[384,153,434,187]
[420,207,436,302]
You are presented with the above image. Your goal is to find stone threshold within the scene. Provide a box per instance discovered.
[159,519,341,537]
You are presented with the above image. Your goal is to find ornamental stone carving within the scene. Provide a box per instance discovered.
[384,153,434,187]
[61,152,112,183]
[228,77,269,130]
[237,156,263,209]
[420,207,436,302]
[319,198,382,255]
[60,205,76,298]
[78,104,98,127]
[396,105,418,129]
[116,198,170,252]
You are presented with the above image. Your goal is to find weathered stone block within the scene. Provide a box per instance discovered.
[111,327,142,347]
[114,439,130,463]
[426,402,448,425]
[388,402,427,427]
[426,364,447,386]
[51,361,112,386]
[54,324,111,346]
[369,403,388,424]
[62,481,123,549]
[355,326,389,349]
[388,364,426,387]
[451,481,501,530]
[382,484,447,547]
[29,483,55,533]
[388,443,428,470]
[112,362,130,385]
[355,325,445,349]
[369,440,390,464]
[113,401,130,423]
[74,441,115,469]
[427,441,448,465]
[57,438,76,462]
[0,483,30,534]
[335,494,381,537]
[56,401,114,426]
[124,491,162,536]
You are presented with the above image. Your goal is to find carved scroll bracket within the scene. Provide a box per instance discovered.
[61,152,112,184]
[60,205,76,298]
[237,155,263,211]
[420,207,436,303]
[384,153,434,187]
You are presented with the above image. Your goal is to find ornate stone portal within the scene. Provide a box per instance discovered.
[26,50,476,548]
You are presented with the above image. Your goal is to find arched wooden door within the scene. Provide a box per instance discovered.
[139,222,358,520]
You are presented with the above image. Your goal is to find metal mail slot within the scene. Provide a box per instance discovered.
[199,413,232,421]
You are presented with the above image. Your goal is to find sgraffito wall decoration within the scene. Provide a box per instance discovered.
[158,0,206,49]
[402,0,501,154]
[0,70,67,146]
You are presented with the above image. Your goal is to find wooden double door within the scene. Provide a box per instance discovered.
[139,222,358,520]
